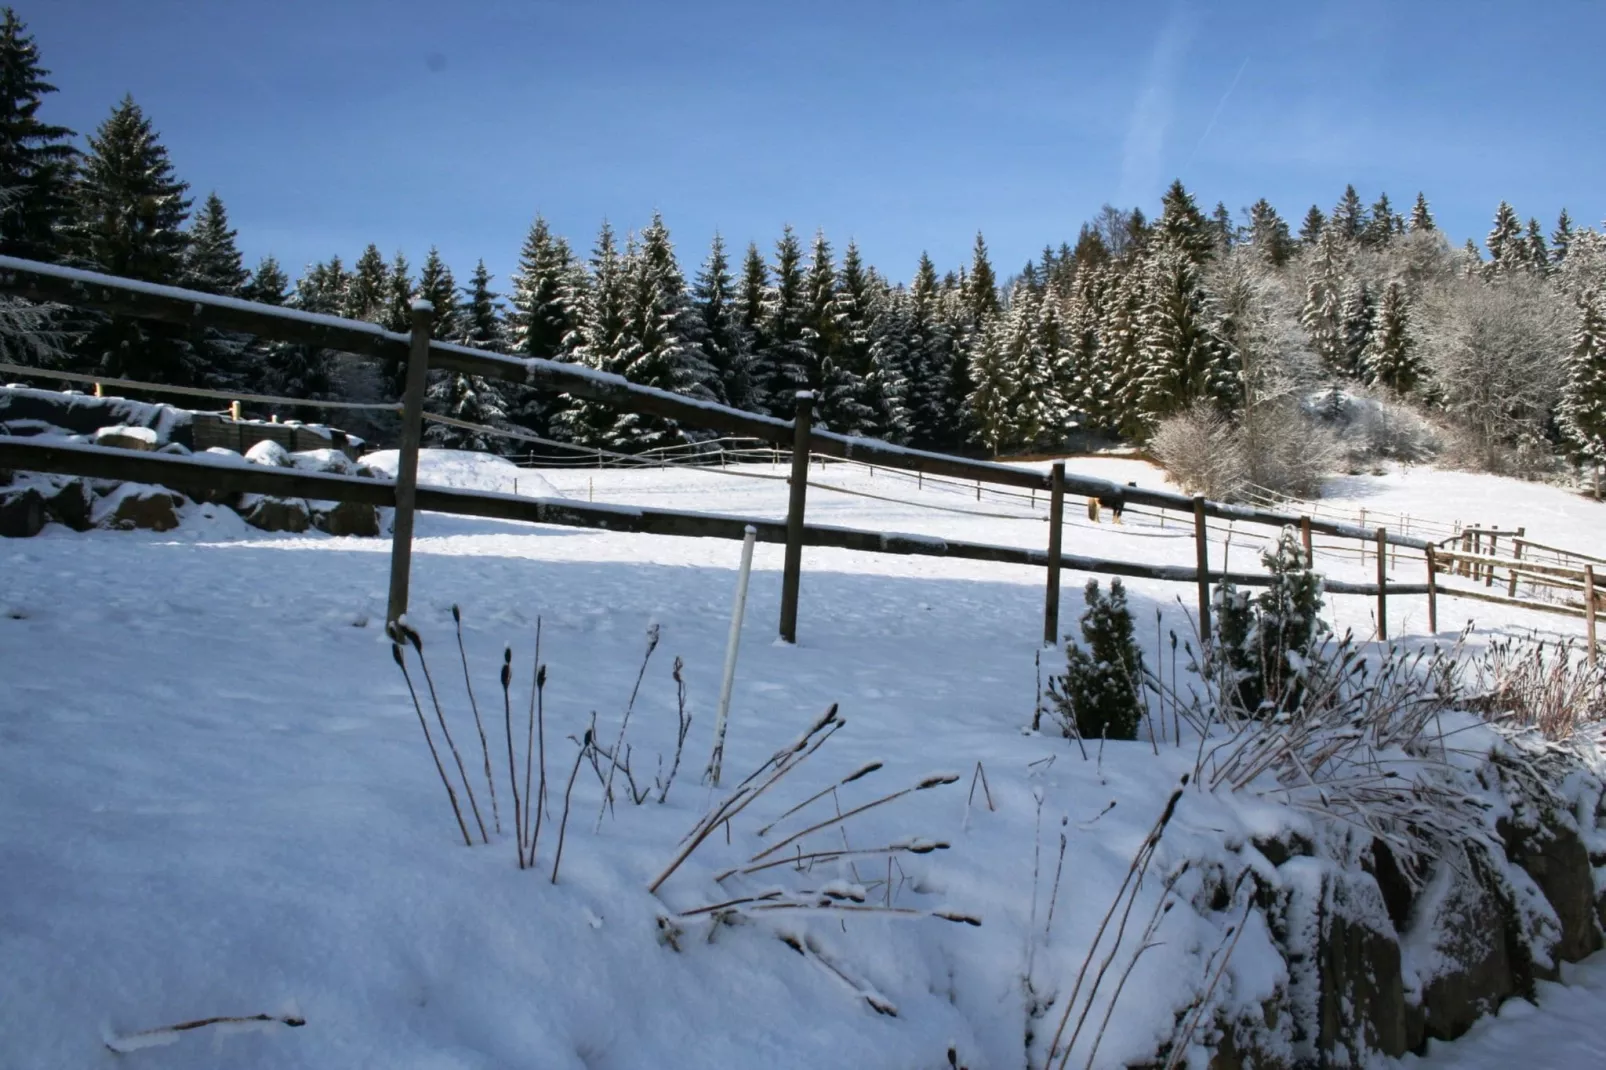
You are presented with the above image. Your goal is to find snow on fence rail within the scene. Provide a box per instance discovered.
[5,255,1593,653]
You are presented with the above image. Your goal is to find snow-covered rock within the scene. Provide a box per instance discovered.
[93,424,159,451]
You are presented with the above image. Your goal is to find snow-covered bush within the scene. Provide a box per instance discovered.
[1047,579,1145,742]
[1210,529,1328,716]
[1149,401,1248,500]
[1303,386,1441,471]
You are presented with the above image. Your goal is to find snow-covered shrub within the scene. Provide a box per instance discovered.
[1149,402,1248,500]
[1466,633,1606,741]
[1303,386,1442,472]
[1210,529,1328,716]
[1047,579,1145,742]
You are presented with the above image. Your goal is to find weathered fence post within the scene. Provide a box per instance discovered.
[1193,496,1212,643]
[1043,462,1065,647]
[1425,545,1439,635]
[1486,532,1499,586]
[1300,515,1313,568]
[386,299,433,626]
[1587,565,1598,667]
[1375,526,1388,642]
[1508,527,1526,597]
[779,391,814,644]
[1359,508,1368,564]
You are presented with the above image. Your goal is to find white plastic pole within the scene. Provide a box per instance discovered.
[707,525,757,787]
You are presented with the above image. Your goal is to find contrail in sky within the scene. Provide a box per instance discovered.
[1183,56,1250,172]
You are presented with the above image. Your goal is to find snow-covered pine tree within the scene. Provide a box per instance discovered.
[1210,200,1236,251]
[901,252,957,449]
[836,239,879,431]
[1245,199,1293,267]
[345,244,389,322]
[691,233,743,407]
[863,282,912,442]
[415,247,459,340]
[1015,284,1069,449]
[1299,228,1347,375]
[1485,201,1525,277]
[1559,288,1606,493]
[1156,179,1215,263]
[259,259,334,418]
[801,228,864,434]
[1361,280,1422,394]
[733,241,768,411]
[64,96,207,384]
[963,231,1002,326]
[749,225,812,419]
[1523,218,1550,276]
[604,212,715,451]
[1047,579,1144,742]
[1361,192,1396,247]
[1096,262,1148,439]
[1552,209,1575,268]
[1329,184,1367,242]
[1070,223,1110,278]
[1298,205,1326,246]
[1136,240,1239,433]
[1408,192,1435,232]
[505,218,586,436]
[964,309,1014,456]
[1460,238,1483,278]
[0,8,76,264]
[1339,279,1374,378]
[376,251,414,396]
[1062,264,1107,427]
[421,258,513,452]
[182,191,251,386]
[551,221,630,446]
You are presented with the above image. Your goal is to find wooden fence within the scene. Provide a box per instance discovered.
[0,255,1592,656]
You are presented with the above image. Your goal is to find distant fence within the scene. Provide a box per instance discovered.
[0,255,1596,659]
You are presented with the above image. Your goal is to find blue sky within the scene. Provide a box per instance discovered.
[28,0,1606,290]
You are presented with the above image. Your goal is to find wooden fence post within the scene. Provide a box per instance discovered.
[1300,515,1313,568]
[1486,532,1499,586]
[1425,544,1439,635]
[386,300,432,626]
[1193,496,1212,643]
[1043,462,1065,647]
[1375,526,1388,642]
[1587,565,1598,667]
[779,391,814,644]
[1508,528,1526,597]
[1359,508,1368,564]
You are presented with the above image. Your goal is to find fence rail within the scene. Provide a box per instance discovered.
[0,254,1592,656]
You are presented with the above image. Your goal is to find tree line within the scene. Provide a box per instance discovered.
[2,6,1603,478]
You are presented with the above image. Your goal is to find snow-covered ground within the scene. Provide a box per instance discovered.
[0,452,1600,1068]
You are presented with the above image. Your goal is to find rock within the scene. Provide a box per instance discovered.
[291,448,362,476]
[1499,813,1602,963]
[311,499,380,537]
[244,439,292,467]
[1406,844,1519,1045]
[157,441,191,456]
[237,494,311,533]
[93,424,158,451]
[39,477,93,531]
[1317,869,1408,1060]
[93,484,182,531]
[0,486,45,537]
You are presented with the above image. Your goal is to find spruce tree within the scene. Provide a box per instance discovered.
[457,259,505,350]
[1329,184,1367,242]
[415,247,458,340]
[751,225,812,419]
[377,251,413,395]
[1047,579,1144,742]
[733,241,769,411]
[1408,192,1435,232]
[65,96,205,383]
[1298,205,1326,246]
[606,212,715,450]
[1361,280,1421,395]
[964,312,1013,455]
[1070,224,1110,276]
[1523,218,1549,276]
[1136,242,1238,431]
[1362,192,1396,247]
[801,229,840,394]
[691,233,744,406]
[555,221,629,445]
[964,231,1002,325]
[181,191,251,385]
[345,243,389,322]
[1485,201,1524,276]
[1339,279,1374,378]
[833,239,879,433]
[261,260,334,416]
[1095,264,1148,438]
[1063,264,1107,425]
[243,255,288,306]
[1210,200,1236,251]
[1016,285,1068,448]
[1157,179,1215,263]
[0,7,76,263]
[902,252,956,449]
[864,283,912,441]
[1245,199,1293,267]
[506,219,586,435]
[425,258,508,451]
[1552,209,1575,267]
[1559,288,1606,486]
[1300,228,1347,375]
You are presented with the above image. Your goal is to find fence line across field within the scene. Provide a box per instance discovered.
[2,254,1593,656]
